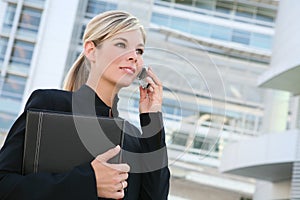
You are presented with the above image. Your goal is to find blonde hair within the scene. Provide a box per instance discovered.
[63,10,146,91]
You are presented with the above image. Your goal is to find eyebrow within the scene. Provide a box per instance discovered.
[112,37,144,47]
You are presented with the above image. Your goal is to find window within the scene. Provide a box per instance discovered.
[190,20,210,37]
[256,7,275,22]
[0,111,18,132]
[18,7,42,36]
[1,74,26,100]
[175,0,193,6]
[2,4,16,34]
[171,131,188,146]
[9,40,34,73]
[86,0,117,16]
[236,3,255,19]
[195,0,215,11]
[216,0,233,14]
[232,29,250,45]
[24,0,46,5]
[170,16,189,32]
[79,24,86,42]
[0,37,8,66]
[250,33,272,50]
[211,25,231,41]
[193,136,218,152]
[151,13,170,27]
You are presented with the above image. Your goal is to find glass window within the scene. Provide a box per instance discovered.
[216,0,233,14]
[256,7,275,22]
[211,25,231,41]
[171,131,188,146]
[232,29,250,45]
[18,7,42,35]
[2,4,16,34]
[9,40,34,73]
[0,37,8,66]
[86,0,117,16]
[151,12,170,27]
[79,24,86,42]
[0,111,18,131]
[1,74,26,100]
[195,0,215,10]
[190,20,210,37]
[175,0,193,6]
[236,3,255,19]
[193,136,215,151]
[170,16,189,32]
[24,0,46,5]
[155,0,172,7]
[250,33,272,50]
[162,105,175,115]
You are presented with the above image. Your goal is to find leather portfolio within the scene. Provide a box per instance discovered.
[22,110,125,175]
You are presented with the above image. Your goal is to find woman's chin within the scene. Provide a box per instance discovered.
[116,80,134,88]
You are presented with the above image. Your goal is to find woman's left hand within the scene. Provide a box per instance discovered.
[139,67,163,113]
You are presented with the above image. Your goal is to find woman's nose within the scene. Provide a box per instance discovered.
[127,50,137,62]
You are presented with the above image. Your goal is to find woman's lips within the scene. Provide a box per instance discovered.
[120,67,136,75]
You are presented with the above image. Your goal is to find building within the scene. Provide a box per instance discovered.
[220,0,300,199]
[0,0,280,199]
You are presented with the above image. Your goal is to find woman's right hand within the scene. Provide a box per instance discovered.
[91,145,130,199]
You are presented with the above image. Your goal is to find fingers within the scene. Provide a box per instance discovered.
[144,68,162,93]
[106,163,130,172]
[96,145,121,162]
[147,67,162,86]
[119,180,128,190]
[91,155,130,199]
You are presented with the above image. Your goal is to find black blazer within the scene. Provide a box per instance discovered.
[0,85,170,200]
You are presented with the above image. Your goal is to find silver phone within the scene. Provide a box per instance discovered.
[137,67,150,89]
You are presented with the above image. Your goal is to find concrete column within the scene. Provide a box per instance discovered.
[254,180,291,200]
[289,96,300,129]
[261,89,290,134]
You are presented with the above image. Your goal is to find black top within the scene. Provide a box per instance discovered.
[0,85,170,200]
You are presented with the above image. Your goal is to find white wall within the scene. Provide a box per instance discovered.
[254,180,291,200]
[270,0,300,70]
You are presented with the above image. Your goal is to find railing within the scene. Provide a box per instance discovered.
[290,133,300,199]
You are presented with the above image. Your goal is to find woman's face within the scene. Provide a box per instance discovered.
[92,29,145,89]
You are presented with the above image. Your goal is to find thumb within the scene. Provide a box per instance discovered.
[96,145,121,162]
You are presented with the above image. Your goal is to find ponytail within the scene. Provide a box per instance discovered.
[63,52,90,91]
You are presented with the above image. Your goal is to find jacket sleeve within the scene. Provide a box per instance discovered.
[0,90,98,200]
[138,112,170,200]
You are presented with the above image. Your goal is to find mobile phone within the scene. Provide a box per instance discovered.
[137,67,150,89]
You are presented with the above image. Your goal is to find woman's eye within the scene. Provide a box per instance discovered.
[115,43,126,48]
[136,48,144,55]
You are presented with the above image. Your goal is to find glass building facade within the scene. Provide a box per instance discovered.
[0,0,280,199]
[0,0,45,133]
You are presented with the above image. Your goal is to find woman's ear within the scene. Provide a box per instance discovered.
[84,41,96,62]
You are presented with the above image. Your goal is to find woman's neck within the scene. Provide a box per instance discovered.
[86,78,119,108]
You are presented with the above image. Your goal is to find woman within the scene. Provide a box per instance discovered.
[0,10,170,200]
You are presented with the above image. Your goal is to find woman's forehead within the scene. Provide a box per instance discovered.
[109,30,145,45]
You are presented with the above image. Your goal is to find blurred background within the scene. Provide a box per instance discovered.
[0,0,299,199]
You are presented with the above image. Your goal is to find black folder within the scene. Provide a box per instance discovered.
[22,110,125,175]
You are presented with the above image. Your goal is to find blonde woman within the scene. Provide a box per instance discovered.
[0,10,170,199]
